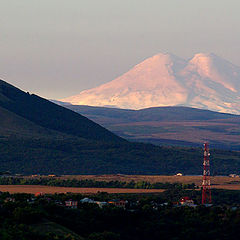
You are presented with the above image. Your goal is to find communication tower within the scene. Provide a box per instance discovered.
[202,142,212,204]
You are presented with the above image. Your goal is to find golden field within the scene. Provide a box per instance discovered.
[0,175,239,194]
[0,185,165,194]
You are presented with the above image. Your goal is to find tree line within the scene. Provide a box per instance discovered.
[0,177,196,189]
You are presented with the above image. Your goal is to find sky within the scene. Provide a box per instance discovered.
[1,0,240,99]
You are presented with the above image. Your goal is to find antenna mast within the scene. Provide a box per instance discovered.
[202,142,212,204]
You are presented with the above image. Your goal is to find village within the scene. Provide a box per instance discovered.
[3,189,239,213]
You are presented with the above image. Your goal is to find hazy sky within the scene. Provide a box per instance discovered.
[1,0,240,99]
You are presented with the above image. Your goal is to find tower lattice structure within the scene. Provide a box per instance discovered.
[202,142,212,204]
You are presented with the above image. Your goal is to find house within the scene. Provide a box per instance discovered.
[175,173,183,176]
[55,200,63,206]
[4,197,15,203]
[95,201,108,208]
[179,197,196,207]
[108,200,128,208]
[80,198,108,208]
[229,174,239,178]
[65,200,78,209]
[31,174,40,178]
[35,192,44,197]
[80,198,95,204]
[27,197,36,204]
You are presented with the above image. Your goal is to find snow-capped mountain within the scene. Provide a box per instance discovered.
[61,53,240,114]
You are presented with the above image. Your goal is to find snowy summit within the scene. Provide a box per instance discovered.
[61,53,240,114]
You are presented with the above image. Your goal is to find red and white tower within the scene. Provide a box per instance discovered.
[202,142,212,204]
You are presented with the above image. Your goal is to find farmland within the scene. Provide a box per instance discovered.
[0,185,166,194]
[0,175,240,193]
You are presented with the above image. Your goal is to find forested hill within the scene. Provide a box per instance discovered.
[0,80,124,143]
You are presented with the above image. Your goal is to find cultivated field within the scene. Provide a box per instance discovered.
[1,175,239,194]
[0,185,165,194]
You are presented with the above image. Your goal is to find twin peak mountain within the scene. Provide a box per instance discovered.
[62,53,240,115]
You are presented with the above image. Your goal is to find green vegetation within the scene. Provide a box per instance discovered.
[0,188,240,240]
[8,136,240,176]
[1,137,240,175]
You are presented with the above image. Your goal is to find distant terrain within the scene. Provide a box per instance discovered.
[62,104,240,150]
[1,79,240,175]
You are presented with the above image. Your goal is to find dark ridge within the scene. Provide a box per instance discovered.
[0,80,124,143]
[66,104,238,123]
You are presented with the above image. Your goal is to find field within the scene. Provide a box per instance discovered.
[0,185,165,194]
[1,175,238,194]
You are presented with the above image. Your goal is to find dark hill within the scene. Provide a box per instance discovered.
[0,105,61,138]
[0,80,123,143]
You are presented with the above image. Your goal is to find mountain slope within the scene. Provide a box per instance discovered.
[61,53,240,114]
[0,80,123,143]
[0,105,62,138]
